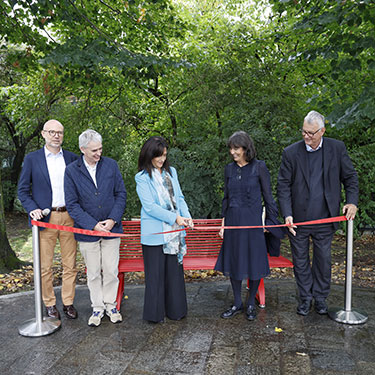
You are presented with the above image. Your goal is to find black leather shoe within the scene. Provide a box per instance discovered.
[46,305,61,319]
[246,305,256,321]
[315,300,328,315]
[147,318,165,324]
[297,300,312,316]
[63,304,78,319]
[220,305,243,319]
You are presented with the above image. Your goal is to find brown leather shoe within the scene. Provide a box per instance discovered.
[63,304,78,319]
[46,305,61,319]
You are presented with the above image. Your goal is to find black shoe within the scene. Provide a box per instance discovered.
[46,305,61,319]
[315,300,328,315]
[63,304,78,319]
[220,305,243,319]
[297,300,312,316]
[246,305,256,321]
[146,317,166,324]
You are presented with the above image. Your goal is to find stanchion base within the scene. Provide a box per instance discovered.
[18,317,61,337]
[328,307,368,325]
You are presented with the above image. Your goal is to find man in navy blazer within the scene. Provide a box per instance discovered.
[64,129,126,327]
[277,110,358,316]
[18,119,79,320]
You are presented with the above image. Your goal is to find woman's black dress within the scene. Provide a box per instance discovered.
[215,159,279,281]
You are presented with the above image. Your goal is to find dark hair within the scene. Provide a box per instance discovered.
[138,136,172,177]
[227,131,256,162]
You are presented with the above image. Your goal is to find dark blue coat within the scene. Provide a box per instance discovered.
[17,147,78,228]
[277,137,358,229]
[64,155,127,242]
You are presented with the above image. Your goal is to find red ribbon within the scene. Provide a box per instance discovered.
[31,215,347,237]
[197,215,348,231]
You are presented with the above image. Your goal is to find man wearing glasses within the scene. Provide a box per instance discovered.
[277,110,358,316]
[18,119,79,320]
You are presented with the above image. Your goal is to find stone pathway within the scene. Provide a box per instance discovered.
[0,279,374,374]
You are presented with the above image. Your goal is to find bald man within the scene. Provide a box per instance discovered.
[18,120,79,320]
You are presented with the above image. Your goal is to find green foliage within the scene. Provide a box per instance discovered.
[0,0,374,234]
[269,0,375,130]
[117,138,144,219]
[347,144,375,232]
[168,138,224,219]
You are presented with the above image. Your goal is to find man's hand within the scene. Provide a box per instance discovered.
[30,209,43,220]
[94,221,110,232]
[285,216,297,236]
[219,218,225,239]
[343,204,357,220]
[101,219,116,231]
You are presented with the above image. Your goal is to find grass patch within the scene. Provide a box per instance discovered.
[8,229,33,262]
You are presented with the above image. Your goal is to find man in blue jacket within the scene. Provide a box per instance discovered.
[18,119,79,320]
[64,129,127,327]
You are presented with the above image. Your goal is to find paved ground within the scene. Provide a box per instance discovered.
[0,279,374,375]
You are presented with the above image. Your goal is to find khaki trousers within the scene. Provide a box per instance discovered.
[39,211,78,307]
[79,238,120,312]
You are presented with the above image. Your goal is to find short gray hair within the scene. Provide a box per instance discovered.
[79,129,102,149]
[304,110,325,129]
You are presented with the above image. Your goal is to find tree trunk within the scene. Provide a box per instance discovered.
[5,143,27,212]
[0,170,23,272]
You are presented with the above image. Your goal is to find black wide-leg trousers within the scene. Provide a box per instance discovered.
[142,244,187,322]
[288,225,335,302]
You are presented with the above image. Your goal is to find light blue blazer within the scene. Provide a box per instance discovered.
[135,167,191,245]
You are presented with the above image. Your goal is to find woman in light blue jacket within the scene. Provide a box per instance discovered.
[135,136,193,323]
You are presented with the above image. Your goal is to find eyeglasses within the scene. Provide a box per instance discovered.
[300,128,321,138]
[43,130,64,137]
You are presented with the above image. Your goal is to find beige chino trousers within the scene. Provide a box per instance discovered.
[79,237,120,312]
[39,211,78,307]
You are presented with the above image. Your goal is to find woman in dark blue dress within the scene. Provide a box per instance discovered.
[215,131,279,321]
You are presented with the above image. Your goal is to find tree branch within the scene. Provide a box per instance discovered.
[98,0,121,15]
[67,0,135,57]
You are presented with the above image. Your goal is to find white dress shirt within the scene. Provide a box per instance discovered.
[83,158,98,187]
[44,146,66,207]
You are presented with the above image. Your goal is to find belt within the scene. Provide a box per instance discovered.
[51,206,67,212]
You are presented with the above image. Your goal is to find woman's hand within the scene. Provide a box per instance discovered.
[176,215,193,227]
[185,218,194,229]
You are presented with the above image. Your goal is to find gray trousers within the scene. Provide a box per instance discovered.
[289,225,335,301]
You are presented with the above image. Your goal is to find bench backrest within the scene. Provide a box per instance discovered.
[120,219,222,260]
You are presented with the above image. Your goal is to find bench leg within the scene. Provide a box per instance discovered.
[256,278,265,309]
[116,272,125,311]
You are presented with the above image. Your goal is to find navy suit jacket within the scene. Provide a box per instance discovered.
[277,137,359,229]
[17,147,78,227]
[64,155,127,242]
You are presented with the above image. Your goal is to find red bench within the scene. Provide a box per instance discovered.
[116,219,293,310]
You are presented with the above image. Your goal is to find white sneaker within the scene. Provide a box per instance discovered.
[88,310,104,327]
[106,307,122,323]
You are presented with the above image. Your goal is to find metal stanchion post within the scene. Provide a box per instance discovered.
[18,223,61,337]
[328,219,368,324]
